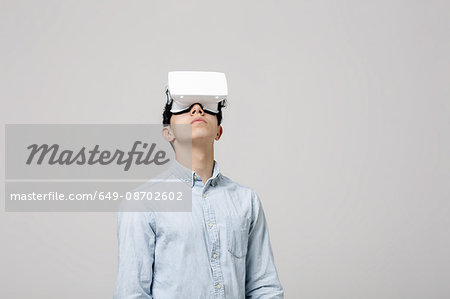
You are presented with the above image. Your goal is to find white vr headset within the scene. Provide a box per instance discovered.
[166,71,228,114]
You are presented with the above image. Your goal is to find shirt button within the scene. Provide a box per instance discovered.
[216,284,221,289]
[212,253,217,259]
[202,193,206,198]
[208,222,213,228]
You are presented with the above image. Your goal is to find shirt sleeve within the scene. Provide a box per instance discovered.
[245,192,284,299]
[114,212,155,299]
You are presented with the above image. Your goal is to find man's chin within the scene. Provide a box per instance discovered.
[191,133,214,143]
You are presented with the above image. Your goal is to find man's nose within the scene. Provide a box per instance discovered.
[190,103,205,115]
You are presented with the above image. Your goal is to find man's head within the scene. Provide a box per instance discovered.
[161,71,227,149]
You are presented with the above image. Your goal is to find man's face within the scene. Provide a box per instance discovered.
[169,103,223,143]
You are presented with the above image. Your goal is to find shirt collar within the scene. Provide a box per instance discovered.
[170,159,221,188]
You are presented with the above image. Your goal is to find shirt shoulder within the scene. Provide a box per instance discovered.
[217,174,262,208]
[218,173,256,194]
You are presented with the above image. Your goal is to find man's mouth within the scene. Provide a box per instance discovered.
[191,118,206,124]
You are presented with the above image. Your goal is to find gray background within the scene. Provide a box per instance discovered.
[1,0,449,298]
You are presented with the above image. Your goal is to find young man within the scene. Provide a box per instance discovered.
[114,72,283,298]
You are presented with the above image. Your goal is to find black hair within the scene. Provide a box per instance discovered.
[162,100,227,125]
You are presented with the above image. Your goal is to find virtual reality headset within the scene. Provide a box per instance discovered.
[166,71,228,114]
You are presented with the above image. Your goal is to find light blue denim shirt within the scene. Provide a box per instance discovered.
[114,160,283,298]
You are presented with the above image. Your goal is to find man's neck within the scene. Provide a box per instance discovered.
[191,146,215,184]
[175,141,215,184]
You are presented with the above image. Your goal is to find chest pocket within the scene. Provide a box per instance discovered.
[226,216,250,258]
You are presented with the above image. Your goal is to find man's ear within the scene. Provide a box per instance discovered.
[215,125,223,141]
[162,126,175,142]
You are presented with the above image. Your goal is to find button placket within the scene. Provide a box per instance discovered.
[200,189,225,297]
